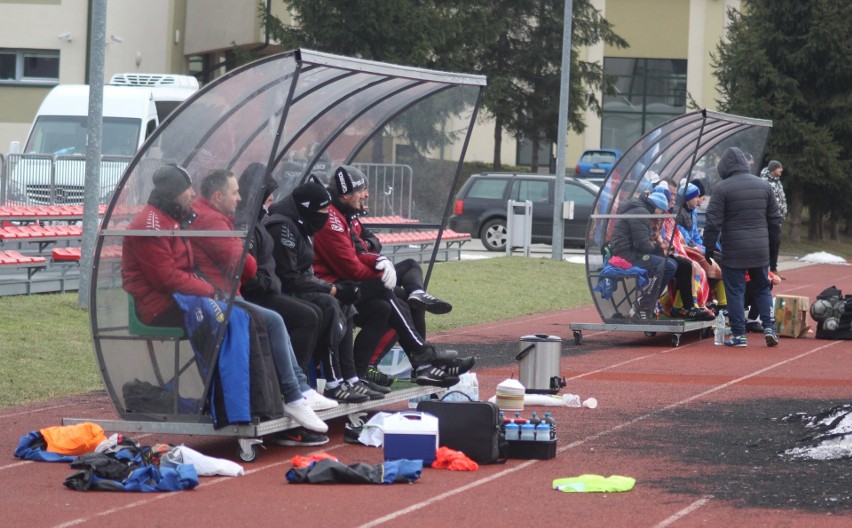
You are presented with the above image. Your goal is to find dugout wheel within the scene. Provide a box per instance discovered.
[644,331,657,337]
[237,437,263,462]
[671,334,682,347]
[573,330,582,345]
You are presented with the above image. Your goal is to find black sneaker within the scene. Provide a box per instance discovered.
[414,365,460,388]
[436,356,475,377]
[343,422,363,444]
[271,427,329,447]
[365,366,395,388]
[323,382,370,404]
[408,291,453,314]
[359,377,391,394]
[408,344,458,366]
[350,380,385,400]
[685,307,715,321]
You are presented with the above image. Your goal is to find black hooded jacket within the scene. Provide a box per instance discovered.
[703,147,782,268]
[265,195,334,295]
[609,195,663,261]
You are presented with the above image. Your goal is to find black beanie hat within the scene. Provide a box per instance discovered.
[333,165,367,196]
[292,181,331,212]
[152,164,192,197]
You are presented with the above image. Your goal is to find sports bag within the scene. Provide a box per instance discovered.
[417,391,507,464]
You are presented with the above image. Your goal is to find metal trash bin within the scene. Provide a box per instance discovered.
[506,199,532,256]
[516,334,566,394]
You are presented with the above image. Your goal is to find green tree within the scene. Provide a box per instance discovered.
[262,0,626,171]
[712,0,852,242]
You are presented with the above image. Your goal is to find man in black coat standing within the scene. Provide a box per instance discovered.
[703,147,783,347]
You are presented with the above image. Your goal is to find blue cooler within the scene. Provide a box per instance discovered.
[383,412,439,464]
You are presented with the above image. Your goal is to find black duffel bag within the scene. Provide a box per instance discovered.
[417,391,507,464]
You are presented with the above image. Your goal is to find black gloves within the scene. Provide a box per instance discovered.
[704,247,715,265]
[334,281,361,304]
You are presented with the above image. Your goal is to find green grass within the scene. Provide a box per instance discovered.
[0,257,589,408]
[0,293,101,407]
[784,232,852,260]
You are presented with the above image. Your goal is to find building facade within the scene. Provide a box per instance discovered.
[0,0,740,168]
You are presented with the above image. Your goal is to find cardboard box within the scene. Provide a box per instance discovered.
[775,294,811,338]
[383,412,439,464]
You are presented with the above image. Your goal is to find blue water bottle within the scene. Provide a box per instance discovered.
[505,422,520,441]
[520,423,536,441]
[535,421,551,441]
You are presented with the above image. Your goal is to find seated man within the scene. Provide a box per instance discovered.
[122,165,328,433]
[312,165,474,387]
[343,171,452,384]
[608,190,678,320]
[265,181,379,403]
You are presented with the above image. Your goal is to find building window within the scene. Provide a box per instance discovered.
[0,49,60,84]
[601,58,687,151]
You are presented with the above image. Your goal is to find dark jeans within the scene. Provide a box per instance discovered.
[629,254,677,310]
[722,265,773,337]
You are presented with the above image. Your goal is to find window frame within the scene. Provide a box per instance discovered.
[0,48,60,86]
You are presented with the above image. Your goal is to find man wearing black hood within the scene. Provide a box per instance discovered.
[704,147,783,348]
[265,181,380,403]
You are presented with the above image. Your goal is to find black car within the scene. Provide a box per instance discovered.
[448,172,599,251]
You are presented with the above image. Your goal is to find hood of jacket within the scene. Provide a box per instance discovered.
[716,147,751,180]
[616,196,654,215]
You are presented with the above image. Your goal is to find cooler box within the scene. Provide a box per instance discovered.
[383,412,439,464]
[775,295,810,338]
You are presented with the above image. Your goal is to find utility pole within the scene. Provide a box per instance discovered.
[551,0,574,260]
[78,0,106,308]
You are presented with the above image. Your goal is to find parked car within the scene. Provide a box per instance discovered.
[574,148,621,185]
[448,172,600,251]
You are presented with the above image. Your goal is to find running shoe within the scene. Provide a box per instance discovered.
[271,427,329,447]
[724,335,748,348]
[764,327,779,347]
[365,366,395,387]
[408,291,453,314]
[323,382,370,404]
[350,379,385,400]
[413,365,460,388]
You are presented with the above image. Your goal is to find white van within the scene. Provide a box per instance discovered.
[7,75,197,204]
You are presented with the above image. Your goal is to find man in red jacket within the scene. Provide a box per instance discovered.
[147,168,328,435]
[313,165,474,387]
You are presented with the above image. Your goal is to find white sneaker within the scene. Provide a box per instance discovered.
[303,389,339,411]
[282,398,328,433]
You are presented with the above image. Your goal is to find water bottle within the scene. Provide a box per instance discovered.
[714,310,726,345]
[513,411,527,425]
[535,422,551,442]
[529,411,540,427]
[542,412,557,439]
[520,423,536,441]
[505,422,520,441]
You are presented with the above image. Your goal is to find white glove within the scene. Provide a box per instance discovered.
[374,256,397,290]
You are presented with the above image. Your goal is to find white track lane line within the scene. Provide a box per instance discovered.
[652,495,714,528]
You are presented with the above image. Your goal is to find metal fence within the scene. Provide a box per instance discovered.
[353,163,413,218]
[0,153,131,205]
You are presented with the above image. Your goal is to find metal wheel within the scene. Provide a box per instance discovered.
[671,334,681,347]
[237,444,258,462]
[573,330,582,345]
[480,218,507,251]
[237,437,263,462]
[644,331,657,337]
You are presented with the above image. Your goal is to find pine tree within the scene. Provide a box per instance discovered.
[712,0,851,242]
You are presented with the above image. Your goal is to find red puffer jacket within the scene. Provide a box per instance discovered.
[313,204,380,283]
[121,204,216,324]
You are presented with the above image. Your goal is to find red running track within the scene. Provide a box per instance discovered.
[0,263,850,527]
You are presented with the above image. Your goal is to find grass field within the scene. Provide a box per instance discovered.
[0,256,590,407]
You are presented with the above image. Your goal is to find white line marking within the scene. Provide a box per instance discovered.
[653,495,714,528]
